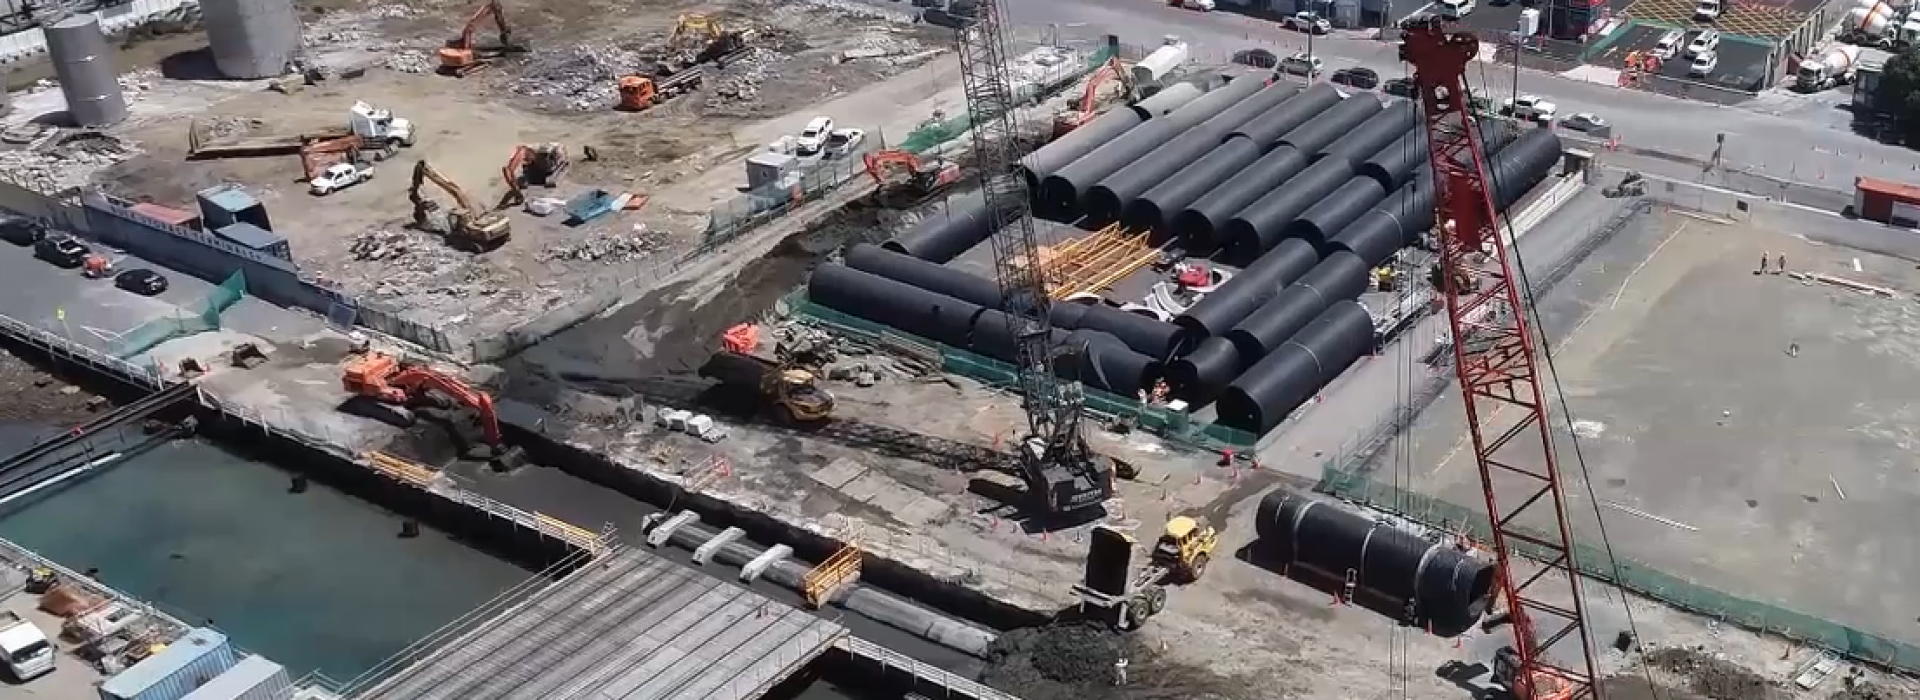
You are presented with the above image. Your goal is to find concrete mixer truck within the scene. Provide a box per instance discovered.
[1797,45,1863,91]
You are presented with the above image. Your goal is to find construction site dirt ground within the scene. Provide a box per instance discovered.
[8,0,957,346]
[1364,204,1920,658]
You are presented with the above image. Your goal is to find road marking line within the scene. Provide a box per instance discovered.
[1611,222,1685,310]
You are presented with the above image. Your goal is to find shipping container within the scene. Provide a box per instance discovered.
[1854,176,1920,227]
[99,628,239,700]
[125,203,202,231]
[179,655,292,700]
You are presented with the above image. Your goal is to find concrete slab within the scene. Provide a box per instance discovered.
[810,457,869,490]
[839,470,890,503]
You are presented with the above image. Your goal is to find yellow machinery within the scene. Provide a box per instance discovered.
[1035,222,1160,300]
[668,13,755,65]
[1072,515,1218,630]
[802,544,862,608]
[407,160,511,250]
[698,351,835,423]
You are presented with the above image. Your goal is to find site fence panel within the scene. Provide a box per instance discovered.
[704,137,886,247]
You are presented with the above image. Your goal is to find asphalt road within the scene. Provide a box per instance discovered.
[993,0,1916,200]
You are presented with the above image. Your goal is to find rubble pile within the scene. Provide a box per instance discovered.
[540,226,669,263]
[705,47,786,107]
[0,132,141,192]
[385,50,435,74]
[1646,647,1787,700]
[981,620,1143,700]
[198,116,259,139]
[511,43,646,111]
[347,229,528,301]
[773,0,920,25]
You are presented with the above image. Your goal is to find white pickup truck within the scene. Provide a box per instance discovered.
[0,612,54,681]
[1500,94,1558,122]
[310,163,374,196]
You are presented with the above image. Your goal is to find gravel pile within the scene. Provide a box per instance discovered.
[0,131,141,192]
[385,50,434,74]
[705,47,785,107]
[541,226,669,263]
[511,43,646,111]
[983,620,1137,696]
[347,229,533,303]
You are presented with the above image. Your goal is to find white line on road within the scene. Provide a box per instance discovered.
[1610,222,1685,310]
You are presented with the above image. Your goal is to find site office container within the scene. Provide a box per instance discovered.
[178,655,292,700]
[1854,176,1920,227]
[98,628,239,700]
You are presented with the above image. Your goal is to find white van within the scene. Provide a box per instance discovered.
[0,613,53,682]
[1650,29,1686,59]
[1440,0,1477,18]
[1694,0,1723,20]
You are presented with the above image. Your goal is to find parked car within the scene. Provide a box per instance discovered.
[33,236,88,268]
[0,217,46,246]
[822,128,866,159]
[309,162,374,196]
[796,116,835,155]
[114,268,168,296]
[1439,0,1476,18]
[1500,93,1558,122]
[1694,0,1724,20]
[1175,0,1217,10]
[1686,29,1720,57]
[1278,52,1324,76]
[1331,67,1381,89]
[1559,112,1609,132]
[1283,11,1331,33]
[1382,77,1416,98]
[1650,29,1686,60]
[1689,50,1719,76]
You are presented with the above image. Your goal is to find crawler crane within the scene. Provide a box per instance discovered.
[1401,18,1601,700]
[948,0,1113,517]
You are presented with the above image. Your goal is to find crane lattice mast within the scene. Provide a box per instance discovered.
[1399,19,1602,700]
[950,2,1105,514]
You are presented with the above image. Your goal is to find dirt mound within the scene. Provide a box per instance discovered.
[1831,680,1920,700]
[980,619,1254,700]
[1646,647,1787,700]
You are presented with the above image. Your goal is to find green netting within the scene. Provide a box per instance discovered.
[793,291,1257,450]
[115,270,247,359]
[1316,465,1920,672]
[895,44,1121,155]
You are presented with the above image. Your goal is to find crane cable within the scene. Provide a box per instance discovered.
[1468,58,1661,700]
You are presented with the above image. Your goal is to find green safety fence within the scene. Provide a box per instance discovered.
[114,270,247,359]
[1316,465,1920,673]
[894,43,1122,155]
[790,291,1258,450]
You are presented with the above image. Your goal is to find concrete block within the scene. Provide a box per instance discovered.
[840,471,891,502]
[694,526,745,565]
[647,510,700,548]
[895,495,952,527]
[742,544,792,582]
[810,457,869,490]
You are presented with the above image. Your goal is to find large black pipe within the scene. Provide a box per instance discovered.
[1162,336,1240,399]
[1018,82,1204,193]
[1357,131,1428,192]
[1171,237,1318,342]
[1223,251,1369,363]
[809,264,982,348]
[1170,145,1308,248]
[1275,93,1382,157]
[1217,300,1374,434]
[1488,128,1563,210]
[1287,177,1388,253]
[845,243,999,308]
[1039,78,1264,220]
[965,307,1066,368]
[1123,85,1343,231]
[1221,157,1354,262]
[1319,103,1414,168]
[1327,209,1404,267]
[1061,329,1160,398]
[1071,304,1185,360]
[1256,491,1496,638]
[1081,79,1292,221]
[881,192,989,265]
[1374,122,1525,246]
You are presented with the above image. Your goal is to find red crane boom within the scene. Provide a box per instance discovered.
[1399,19,1601,700]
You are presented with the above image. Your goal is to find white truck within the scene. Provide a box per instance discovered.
[0,612,54,682]
[1796,45,1863,91]
[1501,94,1558,122]
[349,101,416,147]
[310,162,374,196]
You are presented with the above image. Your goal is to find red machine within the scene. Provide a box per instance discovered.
[862,149,960,207]
[342,352,505,448]
[1401,18,1598,700]
[438,0,525,76]
[1053,57,1130,137]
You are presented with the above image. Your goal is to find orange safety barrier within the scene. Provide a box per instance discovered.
[802,545,862,608]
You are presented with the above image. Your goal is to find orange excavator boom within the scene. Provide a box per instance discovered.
[862,149,921,186]
[439,0,521,75]
[498,145,531,209]
[341,352,504,445]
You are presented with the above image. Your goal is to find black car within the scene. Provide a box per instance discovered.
[33,236,88,268]
[1382,77,1416,98]
[115,268,168,296]
[1331,67,1380,90]
[0,217,46,246]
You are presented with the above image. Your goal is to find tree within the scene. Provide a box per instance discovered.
[1875,45,1920,146]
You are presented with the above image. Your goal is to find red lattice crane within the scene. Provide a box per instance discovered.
[1399,19,1602,700]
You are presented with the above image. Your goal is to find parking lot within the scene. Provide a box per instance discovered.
[1392,0,1622,63]
[1593,22,1778,95]
[1624,0,1811,40]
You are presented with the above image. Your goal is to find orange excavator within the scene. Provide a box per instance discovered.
[299,134,389,182]
[496,143,568,209]
[438,0,527,77]
[342,351,526,464]
[1053,56,1131,137]
[863,149,960,208]
[409,159,511,249]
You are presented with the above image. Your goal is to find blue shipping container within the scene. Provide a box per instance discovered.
[99,628,239,700]
[179,655,292,700]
